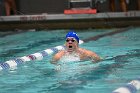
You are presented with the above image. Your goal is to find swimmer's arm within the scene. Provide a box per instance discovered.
[51,54,59,64]
[50,51,64,64]
[79,48,102,62]
[86,50,102,62]
[51,55,59,64]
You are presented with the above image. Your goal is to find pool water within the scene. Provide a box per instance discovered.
[0,28,140,93]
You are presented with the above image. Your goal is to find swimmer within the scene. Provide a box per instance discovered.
[51,30,102,64]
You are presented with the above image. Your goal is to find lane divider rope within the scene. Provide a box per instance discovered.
[0,40,84,71]
[112,77,140,93]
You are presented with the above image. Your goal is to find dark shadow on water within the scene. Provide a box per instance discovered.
[0,30,27,37]
[0,37,64,59]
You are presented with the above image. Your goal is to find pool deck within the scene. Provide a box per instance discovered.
[0,11,140,30]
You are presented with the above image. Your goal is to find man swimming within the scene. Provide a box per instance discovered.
[51,31,101,64]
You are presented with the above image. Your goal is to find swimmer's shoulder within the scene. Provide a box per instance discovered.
[79,48,101,62]
[78,48,98,58]
[78,48,95,54]
[78,48,90,53]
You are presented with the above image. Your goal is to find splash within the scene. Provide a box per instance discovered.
[59,53,80,63]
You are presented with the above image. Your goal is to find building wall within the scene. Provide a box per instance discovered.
[0,0,139,15]
[0,0,5,15]
[18,0,68,14]
[97,0,138,12]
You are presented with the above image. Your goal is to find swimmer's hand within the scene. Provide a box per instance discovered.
[91,56,103,63]
[93,56,111,62]
[50,60,57,64]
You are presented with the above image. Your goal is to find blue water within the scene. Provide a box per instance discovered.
[0,28,140,93]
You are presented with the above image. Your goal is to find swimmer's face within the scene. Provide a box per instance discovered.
[65,37,78,52]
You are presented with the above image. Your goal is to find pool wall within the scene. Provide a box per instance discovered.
[0,11,140,30]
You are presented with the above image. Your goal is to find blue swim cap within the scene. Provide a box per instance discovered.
[66,31,79,43]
